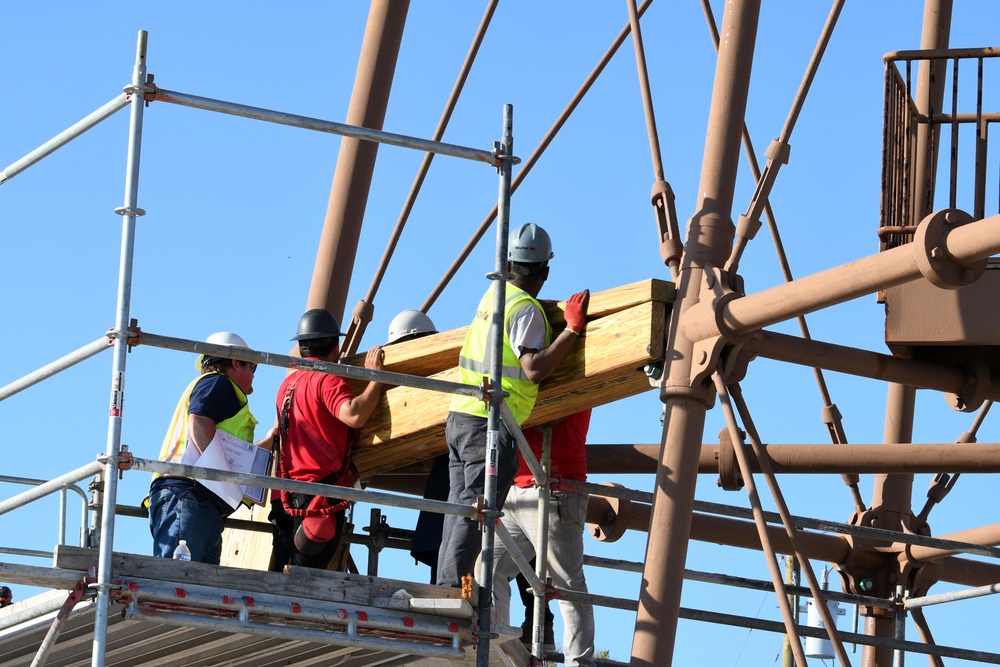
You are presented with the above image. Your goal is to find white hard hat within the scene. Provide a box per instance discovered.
[195,331,249,371]
[387,310,437,344]
[508,222,554,264]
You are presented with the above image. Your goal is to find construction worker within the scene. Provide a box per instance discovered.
[149,332,274,564]
[437,222,589,588]
[491,410,595,666]
[0,586,11,608]
[269,309,386,571]
[386,309,437,346]
[384,310,450,583]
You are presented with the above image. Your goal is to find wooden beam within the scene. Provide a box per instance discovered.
[340,278,674,379]
[352,300,665,476]
[0,561,85,590]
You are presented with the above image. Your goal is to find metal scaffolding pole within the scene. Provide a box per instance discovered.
[91,30,150,667]
[0,95,130,185]
[0,337,112,402]
[0,463,102,517]
[476,103,515,667]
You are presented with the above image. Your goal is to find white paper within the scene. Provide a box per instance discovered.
[186,430,272,509]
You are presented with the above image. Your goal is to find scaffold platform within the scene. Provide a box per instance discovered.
[0,547,525,667]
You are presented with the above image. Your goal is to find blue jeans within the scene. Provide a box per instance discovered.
[148,477,226,564]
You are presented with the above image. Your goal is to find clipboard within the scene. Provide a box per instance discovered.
[182,430,272,509]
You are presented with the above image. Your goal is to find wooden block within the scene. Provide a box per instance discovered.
[219,502,273,571]
[340,278,674,382]
[352,301,665,477]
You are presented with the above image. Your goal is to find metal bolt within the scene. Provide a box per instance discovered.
[859,579,873,591]
[930,246,943,260]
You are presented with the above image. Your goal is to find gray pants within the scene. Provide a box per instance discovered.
[491,485,596,667]
[436,411,518,587]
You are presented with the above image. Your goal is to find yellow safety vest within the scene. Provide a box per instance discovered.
[450,283,551,424]
[155,373,258,477]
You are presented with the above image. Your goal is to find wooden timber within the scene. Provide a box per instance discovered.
[221,279,672,570]
[341,278,674,378]
[350,287,670,477]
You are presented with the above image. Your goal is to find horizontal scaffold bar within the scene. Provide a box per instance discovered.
[148,87,515,167]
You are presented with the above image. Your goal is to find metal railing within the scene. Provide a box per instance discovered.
[880,47,1000,250]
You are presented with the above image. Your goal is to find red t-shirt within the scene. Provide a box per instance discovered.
[275,363,356,484]
[513,409,591,488]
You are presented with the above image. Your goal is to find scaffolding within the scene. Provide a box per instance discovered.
[0,30,527,667]
[5,17,1000,667]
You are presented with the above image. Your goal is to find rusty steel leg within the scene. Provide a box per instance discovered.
[629,2,761,665]
[862,382,917,667]
[306,0,409,321]
[863,3,953,664]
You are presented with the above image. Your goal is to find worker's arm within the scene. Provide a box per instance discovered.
[254,421,278,450]
[518,329,579,384]
[517,289,589,385]
[338,345,386,429]
[186,414,217,454]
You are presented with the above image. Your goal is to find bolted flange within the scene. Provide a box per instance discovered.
[913,208,985,289]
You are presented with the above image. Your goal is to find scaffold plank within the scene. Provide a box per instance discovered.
[54,546,468,609]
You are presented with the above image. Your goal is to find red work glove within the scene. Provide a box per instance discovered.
[564,290,590,335]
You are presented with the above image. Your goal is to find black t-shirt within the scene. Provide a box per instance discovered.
[153,373,243,506]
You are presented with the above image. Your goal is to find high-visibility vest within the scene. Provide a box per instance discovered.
[155,373,258,477]
[449,283,551,424]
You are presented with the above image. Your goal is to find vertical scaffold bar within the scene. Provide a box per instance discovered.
[531,427,553,659]
[477,103,514,667]
[91,30,150,667]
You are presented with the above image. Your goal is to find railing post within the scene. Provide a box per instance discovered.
[91,30,150,667]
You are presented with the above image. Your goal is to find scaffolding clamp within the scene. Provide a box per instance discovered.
[490,141,521,172]
[116,445,134,474]
[122,75,156,100]
[126,319,143,350]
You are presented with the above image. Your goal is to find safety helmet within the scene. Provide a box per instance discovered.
[291,308,345,341]
[387,310,437,344]
[195,332,250,372]
[508,222,554,264]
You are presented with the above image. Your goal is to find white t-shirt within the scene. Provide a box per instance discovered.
[507,301,546,358]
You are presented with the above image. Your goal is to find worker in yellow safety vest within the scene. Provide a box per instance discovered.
[148,331,274,564]
[436,222,590,587]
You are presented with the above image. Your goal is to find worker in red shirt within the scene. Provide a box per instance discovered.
[490,409,595,667]
[269,309,385,571]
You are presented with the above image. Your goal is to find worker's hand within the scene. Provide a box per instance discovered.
[564,289,590,335]
[365,345,386,373]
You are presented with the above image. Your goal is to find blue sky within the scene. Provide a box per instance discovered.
[3,2,1000,664]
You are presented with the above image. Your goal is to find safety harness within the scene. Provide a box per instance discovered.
[275,384,358,519]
